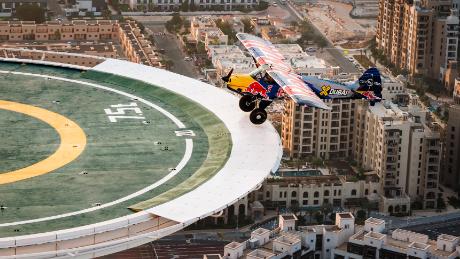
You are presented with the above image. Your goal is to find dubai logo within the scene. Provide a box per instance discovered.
[320,85,331,96]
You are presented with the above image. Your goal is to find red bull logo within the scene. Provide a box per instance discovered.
[246,81,268,98]
[360,91,378,100]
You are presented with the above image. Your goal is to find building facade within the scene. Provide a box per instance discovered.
[441,79,460,190]
[0,20,119,42]
[376,0,459,88]
[353,101,441,212]
[124,0,259,11]
[282,99,356,160]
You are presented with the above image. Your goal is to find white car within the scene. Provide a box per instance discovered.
[184,56,192,61]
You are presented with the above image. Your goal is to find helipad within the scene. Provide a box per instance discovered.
[0,52,281,258]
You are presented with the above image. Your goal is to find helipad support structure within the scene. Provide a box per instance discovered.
[0,52,282,259]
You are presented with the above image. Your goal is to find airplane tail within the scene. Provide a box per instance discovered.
[355,68,382,99]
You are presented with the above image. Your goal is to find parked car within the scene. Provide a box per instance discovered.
[184,56,192,61]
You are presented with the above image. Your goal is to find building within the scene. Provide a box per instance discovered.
[441,79,460,189]
[215,213,460,259]
[0,42,118,58]
[282,99,357,160]
[249,169,380,216]
[376,0,459,88]
[124,0,259,11]
[64,0,107,17]
[0,0,47,17]
[118,20,162,67]
[190,16,228,47]
[207,45,255,86]
[0,20,119,42]
[0,48,106,67]
[334,219,460,259]
[353,100,441,212]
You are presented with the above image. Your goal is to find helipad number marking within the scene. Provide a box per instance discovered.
[104,102,145,122]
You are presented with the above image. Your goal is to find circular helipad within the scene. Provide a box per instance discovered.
[0,61,232,237]
[0,56,281,258]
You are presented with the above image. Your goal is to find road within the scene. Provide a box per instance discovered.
[282,0,359,74]
[146,25,199,78]
[403,219,460,239]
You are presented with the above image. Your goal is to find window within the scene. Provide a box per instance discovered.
[351,189,357,196]
[314,200,319,205]
[279,192,282,198]
[324,190,330,196]
[303,200,308,205]
[314,191,319,198]
[303,192,308,198]
[266,191,270,198]
[291,191,297,197]
[365,189,369,195]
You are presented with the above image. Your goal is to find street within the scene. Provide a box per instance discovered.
[403,219,460,239]
[282,0,359,74]
[146,25,199,78]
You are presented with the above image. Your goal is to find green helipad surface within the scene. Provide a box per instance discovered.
[0,62,231,237]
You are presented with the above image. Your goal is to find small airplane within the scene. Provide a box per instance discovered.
[221,33,383,124]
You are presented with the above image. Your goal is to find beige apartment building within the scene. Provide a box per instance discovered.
[376,0,459,89]
[118,21,162,67]
[282,99,356,160]
[441,79,460,189]
[0,20,119,42]
[353,100,441,212]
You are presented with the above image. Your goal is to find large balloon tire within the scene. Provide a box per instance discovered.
[239,95,256,112]
[249,108,267,124]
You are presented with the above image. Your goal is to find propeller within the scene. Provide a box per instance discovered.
[221,68,234,82]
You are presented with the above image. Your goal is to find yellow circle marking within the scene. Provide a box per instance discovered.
[0,100,87,184]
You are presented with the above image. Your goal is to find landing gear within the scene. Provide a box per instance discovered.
[239,95,256,112]
[250,108,267,124]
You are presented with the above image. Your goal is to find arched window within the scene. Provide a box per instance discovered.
[303,192,308,198]
[292,191,297,197]
[266,191,270,198]
[351,189,357,196]
[314,191,319,198]
[284,191,287,198]
[279,192,282,198]
[365,189,369,195]
[324,190,330,196]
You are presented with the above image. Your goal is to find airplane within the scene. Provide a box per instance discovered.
[221,33,383,124]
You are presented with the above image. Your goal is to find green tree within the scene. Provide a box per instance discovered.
[437,197,446,210]
[180,0,189,11]
[215,19,237,44]
[189,0,197,11]
[14,4,46,23]
[165,13,183,33]
[290,21,298,28]
[356,209,366,219]
[320,203,333,222]
[315,36,328,49]
[314,211,324,224]
[311,157,323,168]
[102,9,112,19]
[241,18,254,33]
